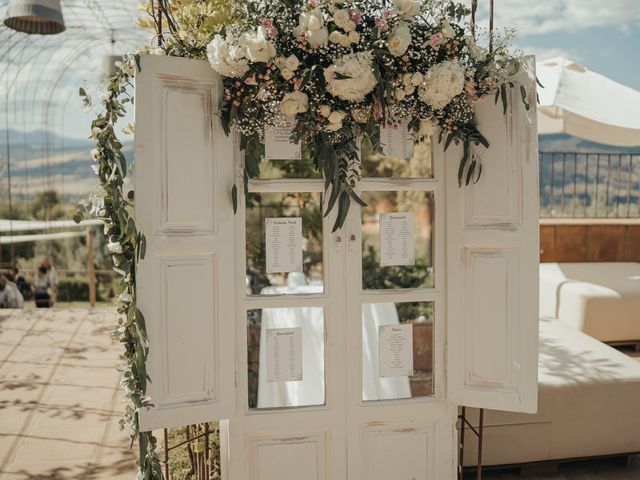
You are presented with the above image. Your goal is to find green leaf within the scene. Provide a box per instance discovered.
[332,190,350,233]
[231,184,238,213]
[500,83,508,115]
[349,190,367,207]
[520,84,530,110]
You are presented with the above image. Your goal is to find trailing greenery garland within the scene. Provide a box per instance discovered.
[74,54,164,480]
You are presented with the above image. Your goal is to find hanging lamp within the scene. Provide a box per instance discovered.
[3,0,65,35]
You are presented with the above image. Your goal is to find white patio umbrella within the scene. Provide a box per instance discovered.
[536,57,640,146]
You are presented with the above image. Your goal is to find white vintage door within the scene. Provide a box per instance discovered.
[446,57,539,413]
[135,54,236,430]
[134,53,539,479]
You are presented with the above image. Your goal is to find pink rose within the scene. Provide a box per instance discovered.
[244,75,258,86]
[261,18,272,27]
[375,17,389,32]
[308,0,320,6]
[428,32,443,48]
[349,8,363,25]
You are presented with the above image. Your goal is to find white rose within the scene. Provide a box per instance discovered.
[242,26,276,63]
[319,105,331,117]
[333,9,356,32]
[418,60,466,110]
[393,0,420,18]
[281,69,294,80]
[326,110,347,131]
[394,88,406,101]
[411,72,424,86]
[295,8,329,47]
[387,23,411,57]
[324,51,378,102]
[329,30,346,44]
[280,91,309,116]
[348,30,360,43]
[441,19,455,39]
[402,73,413,86]
[308,26,329,47]
[207,34,249,78]
[285,54,300,71]
[403,84,415,95]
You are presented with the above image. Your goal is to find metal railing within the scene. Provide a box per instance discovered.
[539,152,640,218]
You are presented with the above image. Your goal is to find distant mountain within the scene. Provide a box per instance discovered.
[539,134,640,153]
[0,129,133,203]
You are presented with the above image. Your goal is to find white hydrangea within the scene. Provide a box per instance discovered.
[324,51,378,102]
[418,60,466,110]
[206,34,249,78]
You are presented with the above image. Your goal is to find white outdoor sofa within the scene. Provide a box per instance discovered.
[539,262,640,343]
[462,317,640,468]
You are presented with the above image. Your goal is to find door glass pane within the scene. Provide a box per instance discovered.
[362,301,434,401]
[361,191,434,290]
[247,307,325,409]
[246,192,324,295]
[360,135,433,178]
[246,141,321,179]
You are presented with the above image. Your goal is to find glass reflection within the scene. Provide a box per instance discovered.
[361,191,434,290]
[362,301,434,401]
[360,135,433,178]
[245,141,321,179]
[246,192,324,295]
[247,307,325,409]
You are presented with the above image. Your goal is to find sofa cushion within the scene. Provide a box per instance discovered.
[540,262,640,342]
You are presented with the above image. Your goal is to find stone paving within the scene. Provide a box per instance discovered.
[0,308,136,480]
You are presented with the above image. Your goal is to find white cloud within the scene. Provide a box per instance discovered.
[517,46,583,62]
[470,0,640,36]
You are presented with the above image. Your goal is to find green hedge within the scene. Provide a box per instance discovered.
[57,277,101,302]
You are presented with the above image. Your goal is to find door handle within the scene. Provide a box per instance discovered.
[335,235,342,253]
[349,234,356,252]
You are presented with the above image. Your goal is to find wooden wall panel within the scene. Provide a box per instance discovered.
[540,221,640,263]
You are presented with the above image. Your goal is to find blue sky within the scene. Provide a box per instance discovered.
[476,0,640,89]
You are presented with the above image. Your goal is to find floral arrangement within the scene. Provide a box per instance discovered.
[205,0,529,229]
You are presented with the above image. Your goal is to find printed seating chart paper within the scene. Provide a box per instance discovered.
[265,217,303,273]
[379,324,414,377]
[380,119,414,159]
[266,327,303,382]
[265,120,302,160]
[379,212,415,267]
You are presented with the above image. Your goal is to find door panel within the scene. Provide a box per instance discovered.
[345,135,456,480]
[445,56,539,413]
[135,55,236,431]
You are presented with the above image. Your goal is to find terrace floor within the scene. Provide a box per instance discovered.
[0,308,135,480]
[0,307,639,480]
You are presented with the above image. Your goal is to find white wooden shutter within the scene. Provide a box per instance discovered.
[135,54,236,430]
[445,57,539,413]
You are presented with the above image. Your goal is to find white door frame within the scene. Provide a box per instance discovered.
[226,138,456,480]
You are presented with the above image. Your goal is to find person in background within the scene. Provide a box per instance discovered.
[41,258,58,305]
[32,266,52,308]
[0,275,24,308]
[11,267,30,300]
